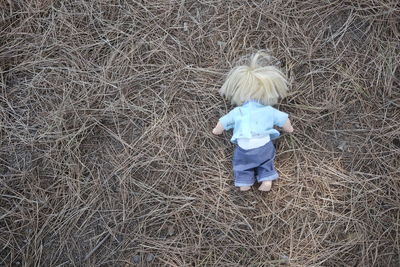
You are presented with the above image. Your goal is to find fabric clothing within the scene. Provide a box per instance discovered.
[219,101,288,144]
[233,141,278,187]
[237,136,270,150]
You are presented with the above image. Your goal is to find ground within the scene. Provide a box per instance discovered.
[1,0,399,266]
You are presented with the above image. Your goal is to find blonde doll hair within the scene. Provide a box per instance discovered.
[219,51,288,106]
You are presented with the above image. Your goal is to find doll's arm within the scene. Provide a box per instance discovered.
[282,118,294,133]
[213,109,236,135]
[212,121,225,135]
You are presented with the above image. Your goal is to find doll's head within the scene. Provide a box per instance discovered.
[219,51,288,106]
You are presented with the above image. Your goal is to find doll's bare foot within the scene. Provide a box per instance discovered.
[240,186,251,191]
[259,181,272,191]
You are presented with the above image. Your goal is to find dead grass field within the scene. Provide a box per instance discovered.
[1,0,399,266]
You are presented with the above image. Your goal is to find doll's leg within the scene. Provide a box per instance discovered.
[255,143,278,191]
[256,164,278,191]
[234,170,255,190]
[233,146,256,191]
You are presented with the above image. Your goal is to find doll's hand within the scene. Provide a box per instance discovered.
[282,119,294,133]
[212,122,224,135]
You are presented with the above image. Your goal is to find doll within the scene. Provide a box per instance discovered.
[212,51,293,192]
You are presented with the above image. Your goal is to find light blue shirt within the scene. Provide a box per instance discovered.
[219,101,288,144]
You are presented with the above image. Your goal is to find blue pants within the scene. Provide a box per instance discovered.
[232,141,278,187]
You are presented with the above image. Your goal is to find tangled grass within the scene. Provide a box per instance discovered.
[1,0,399,266]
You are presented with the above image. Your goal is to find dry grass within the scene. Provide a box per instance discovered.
[1,0,399,266]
